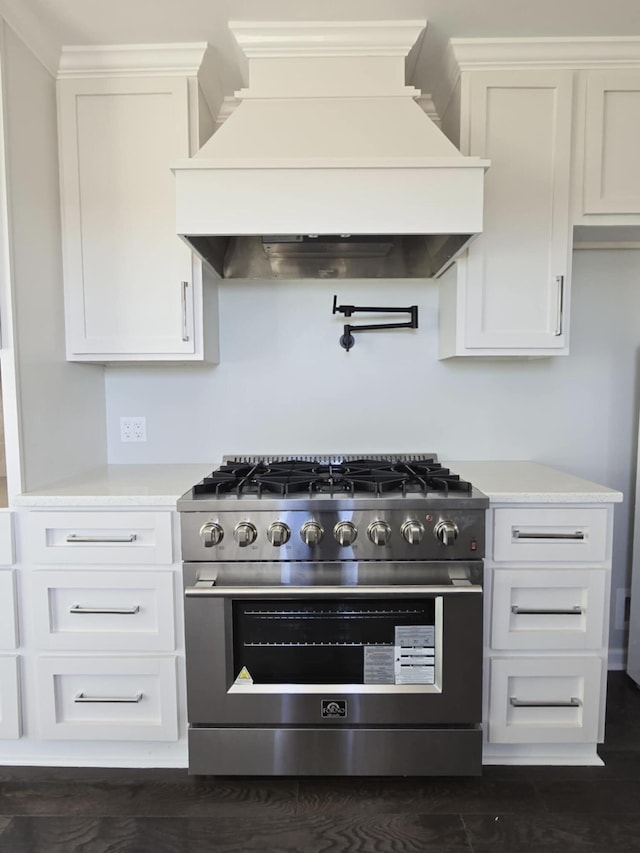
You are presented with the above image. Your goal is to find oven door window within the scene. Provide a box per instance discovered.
[232,598,437,685]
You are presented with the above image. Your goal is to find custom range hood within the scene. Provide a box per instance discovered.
[173,21,489,280]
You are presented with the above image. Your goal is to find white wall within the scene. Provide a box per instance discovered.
[105,247,640,656]
[0,23,106,493]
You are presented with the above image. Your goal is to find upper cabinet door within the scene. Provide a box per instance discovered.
[583,71,640,216]
[440,71,574,357]
[58,76,202,361]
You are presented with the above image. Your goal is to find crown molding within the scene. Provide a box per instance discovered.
[415,94,440,127]
[0,0,60,75]
[450,36,640,70]
[228,20,427,58]
[214,92,439,127]
[57,43,210,78]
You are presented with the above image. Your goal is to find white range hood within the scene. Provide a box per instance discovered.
[173,20,489,280]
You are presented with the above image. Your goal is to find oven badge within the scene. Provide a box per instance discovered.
[321,699,347,719]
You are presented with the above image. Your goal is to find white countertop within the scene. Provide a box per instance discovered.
[12,460,623,508]
[446,461,623,504]
[13,464,213,507]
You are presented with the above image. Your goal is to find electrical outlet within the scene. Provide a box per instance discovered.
[120,416,147,443]
[615,587,631,631]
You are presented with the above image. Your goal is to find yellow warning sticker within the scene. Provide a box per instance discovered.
[234,666,253,685]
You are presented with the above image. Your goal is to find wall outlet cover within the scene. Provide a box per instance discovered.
[120,416,147,443]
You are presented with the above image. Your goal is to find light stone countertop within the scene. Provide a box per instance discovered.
[446,461,623,504]
[11,460,623,508]
[12,464,214,507]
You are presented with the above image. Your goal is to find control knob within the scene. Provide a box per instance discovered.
[334,520,358,547]
[300,520,324,546]
[434,520,459,546]
[401,520,425,545]
[199,521,224,547]
[267,521,291,547]
[367,520,391,546]
[233,521,258,547]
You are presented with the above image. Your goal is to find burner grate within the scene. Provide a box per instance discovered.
[193,456,473,498]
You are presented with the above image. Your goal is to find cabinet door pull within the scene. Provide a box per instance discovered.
[511,605,583,616]
[181,280,190,342]
[66,534,137,544]
[512,529,584,541]
[555,275,564,336]
[69,605,140,615]
[510,696,581,708]
[74,692,143,704]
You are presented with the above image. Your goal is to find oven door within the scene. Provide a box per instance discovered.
[184,561,482,728]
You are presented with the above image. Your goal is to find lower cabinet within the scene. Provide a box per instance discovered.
[0,656,21,739]
[30,569,176,651]
[483,501,614,764]
[0,505,185,763]
[0,567,20,740]
[491,568,606,651]
[36,655,178,741]
[488,656,602,744]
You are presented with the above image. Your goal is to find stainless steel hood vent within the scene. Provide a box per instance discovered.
[187,234,474,280]
[174,21,489,280]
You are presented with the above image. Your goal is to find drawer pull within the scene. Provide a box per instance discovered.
[512,529,584,541]
[74,692,143,704]
[70,605,140,615]
[66,534,137,544]
[510,696,581,708]
[511,605,583,616]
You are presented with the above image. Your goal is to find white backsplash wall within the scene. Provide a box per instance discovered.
[105,248,640,660]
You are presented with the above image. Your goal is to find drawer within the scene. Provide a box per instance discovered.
[36,656,178,741]
[488,656,602,744]
[0,656,21,739]
[0,511,15,565]
[491,568,606,650]
[31,570,176,651]
[493,507,608,563]
[0,570,17,648]
[25,511,173,565]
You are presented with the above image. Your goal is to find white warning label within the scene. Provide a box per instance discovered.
[394,625,435,685]
[234,666,254,685]
[363,646,395,684]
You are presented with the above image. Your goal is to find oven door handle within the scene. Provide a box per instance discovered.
[185,583,482,598]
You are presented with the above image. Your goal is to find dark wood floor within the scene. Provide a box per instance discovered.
[1,672,639,852]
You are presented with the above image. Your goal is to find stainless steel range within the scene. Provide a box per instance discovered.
[178,454,488,776]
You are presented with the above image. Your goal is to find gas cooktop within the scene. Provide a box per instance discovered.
[194,455,472,498]
[177,454,489,514]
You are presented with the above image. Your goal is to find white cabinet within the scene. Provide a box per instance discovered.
[36,655,178,741]
[20,505,182,749]
[0,563,20,741]
[0,512,14,565]
[24,510,173,565]
[488,656,602,744]
[492,568,606,651]
[31,569,176,651]
[439,70,574,357]
[484,502,615,763]
[57,46,219,363]
[0,570,17,649]
[492,507,608,563]
[580,71,640,218]
[0,657,21,740]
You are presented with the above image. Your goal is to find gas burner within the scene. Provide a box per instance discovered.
[253,472,317,496]
[192,456,473,498]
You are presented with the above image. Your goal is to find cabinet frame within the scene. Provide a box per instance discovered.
[583,71,640,216]
[440,69,574,357]
[57,75,205,361]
